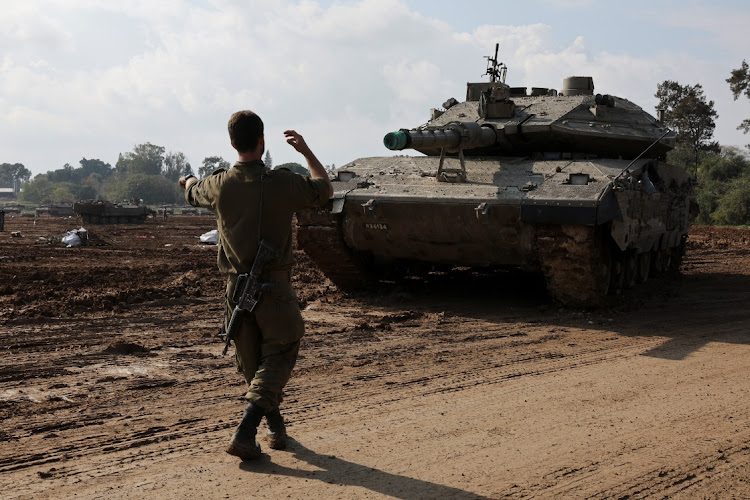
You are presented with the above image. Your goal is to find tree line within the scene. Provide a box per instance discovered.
[14,145,234,205]
[656,59,750,226]
[3,60,750,224]
[6,145,313,206]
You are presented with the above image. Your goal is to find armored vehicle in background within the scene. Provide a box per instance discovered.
[73,200,155,224]
[1,203,21,214]
[36,203,75,217]
[297,45,693,306]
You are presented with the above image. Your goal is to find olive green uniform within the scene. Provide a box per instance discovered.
[185,160,329,411]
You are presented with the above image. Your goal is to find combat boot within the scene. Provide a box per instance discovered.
[225,402,265,460]
[264,407,288,450]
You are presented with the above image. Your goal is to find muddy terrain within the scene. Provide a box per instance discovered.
[1,214,750,499]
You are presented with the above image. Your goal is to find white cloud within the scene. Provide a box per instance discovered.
[1,0,749,177]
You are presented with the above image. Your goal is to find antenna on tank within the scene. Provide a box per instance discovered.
[484,43,507,84]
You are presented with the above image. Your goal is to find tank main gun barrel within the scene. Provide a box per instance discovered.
[384,121,497,152]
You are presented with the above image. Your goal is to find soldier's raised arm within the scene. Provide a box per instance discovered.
[284,130,333,198]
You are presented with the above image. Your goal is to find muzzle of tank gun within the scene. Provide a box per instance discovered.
[383,122,497,152]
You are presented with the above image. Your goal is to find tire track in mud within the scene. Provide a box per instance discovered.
[0,313,657,489]
[0,309,738,497]
[3,220,750,498]
[528,415,750,499]
[0,338,235,484]
[275,315,670,429]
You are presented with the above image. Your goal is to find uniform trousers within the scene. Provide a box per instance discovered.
[224,271,304,411]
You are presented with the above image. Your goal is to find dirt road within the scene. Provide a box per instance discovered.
[1,215,750,499]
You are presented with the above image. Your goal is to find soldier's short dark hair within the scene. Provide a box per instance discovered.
[228,110,264,153]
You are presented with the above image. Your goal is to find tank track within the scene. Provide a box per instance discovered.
[536,224,611,307]
[296,206,373,290]
[79,214,148,224]
[536,224,686,307]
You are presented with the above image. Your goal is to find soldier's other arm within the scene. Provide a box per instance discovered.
[179,174,217,210]
[179,175,198,190]
[284,130,333,198]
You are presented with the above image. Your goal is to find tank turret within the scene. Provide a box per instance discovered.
[296,44,693,307]
[384,58,674,161]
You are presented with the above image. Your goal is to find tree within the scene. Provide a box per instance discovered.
[264,150,273,169]
[325,163,336,174]
[0,163,31,186]
[18,176,54,203]
[73,184,98,201]
[698,146,750,183]
[104,173,181,205]
[711,177,750,226]
[116,143,165,176]
[79,173,105,200]
[50,185,76,204]
[163,151,193,182]
[727,60,750,135]
[687,146,750,225]
[200,156,230,178]
[655,81,719,168]
[275,162,309,176]
[79,158,113,179]
[47,163,80,184]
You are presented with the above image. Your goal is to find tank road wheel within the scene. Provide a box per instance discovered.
[650,250,662,276]
[609,250,625,295]
[622,251,638,289]
[650,249,671,277]
[636,252,651,283]
[669,239,687,273]
[93,215,101,224]
[597,241,612,297]
[536,225,611,307]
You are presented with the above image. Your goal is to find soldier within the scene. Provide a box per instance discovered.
[179,110,332,460]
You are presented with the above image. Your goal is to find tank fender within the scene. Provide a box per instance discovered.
[332,196,346,214]
[596,189,622,225]
[519,188,621,227]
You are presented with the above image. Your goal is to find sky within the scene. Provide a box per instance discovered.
[2,0,750,178]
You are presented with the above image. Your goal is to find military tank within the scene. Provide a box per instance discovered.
[36,203,75,217]
[73,200,155,224]
[297,45,694,306]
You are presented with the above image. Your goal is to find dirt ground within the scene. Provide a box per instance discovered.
[1,214,750,499]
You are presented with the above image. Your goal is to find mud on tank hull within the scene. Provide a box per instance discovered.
[297,155,692,307]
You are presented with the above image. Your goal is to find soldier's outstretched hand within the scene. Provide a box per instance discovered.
[284,130,312,156]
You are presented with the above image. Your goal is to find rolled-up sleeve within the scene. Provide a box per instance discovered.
[286,174,331,211]
[185,177,218,210]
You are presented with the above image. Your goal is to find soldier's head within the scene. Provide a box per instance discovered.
[228,110,264,156]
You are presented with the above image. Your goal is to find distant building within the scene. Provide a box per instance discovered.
[0,178,21,199]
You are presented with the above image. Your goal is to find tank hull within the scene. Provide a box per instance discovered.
[297,155,692,306]
[298,48,693,306]
[73,201,155,224]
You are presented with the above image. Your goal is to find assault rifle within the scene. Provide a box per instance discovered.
[221,239,281,355]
